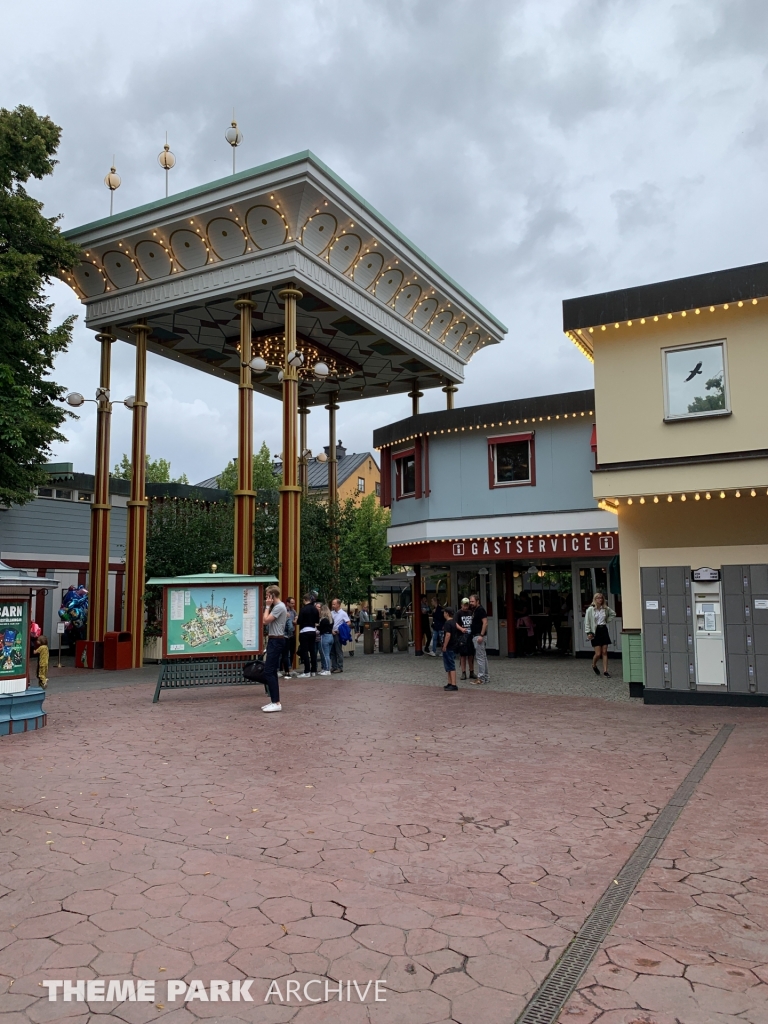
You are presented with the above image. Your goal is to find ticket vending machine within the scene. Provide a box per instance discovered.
[692,569,726,689]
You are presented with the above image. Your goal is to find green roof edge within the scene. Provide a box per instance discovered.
[63,150,507,334]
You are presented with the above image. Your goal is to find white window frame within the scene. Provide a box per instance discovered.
[662,338,731,422]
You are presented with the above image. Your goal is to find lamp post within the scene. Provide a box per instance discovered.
[65,358,135,656]
[277,287,304,605]
[158,134,176,198]
[225,117,243,174]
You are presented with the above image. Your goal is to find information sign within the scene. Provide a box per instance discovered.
[163,584,262,659]
[0,599,28,680]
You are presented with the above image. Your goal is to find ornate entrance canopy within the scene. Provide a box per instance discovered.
[63,151,506,405]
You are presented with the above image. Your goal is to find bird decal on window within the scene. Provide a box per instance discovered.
[684,361,703,382]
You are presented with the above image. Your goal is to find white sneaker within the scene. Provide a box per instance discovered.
[319,670,331,676]
[296,672,311,678]
[310,672,318,677]
[262,702,282,712]
[428,651,437,657]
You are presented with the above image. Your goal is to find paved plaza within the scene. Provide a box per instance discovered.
[1,654,767,1023]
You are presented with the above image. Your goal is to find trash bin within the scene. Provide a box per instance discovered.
[74,639,103,669]
[103,631,132,671]
[363,622,375,654]
[380,620,393,653]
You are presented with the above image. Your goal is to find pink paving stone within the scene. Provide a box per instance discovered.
[288,917,355,940]
[451,984,526,1024]
[259,898,312,923]
[367,988,451,1024]
[432,915,504,937]
[352,924,406,955]
[430,970,480,999]
[12,913,85,940]
[88,909,149,931]
[227,923,286,948]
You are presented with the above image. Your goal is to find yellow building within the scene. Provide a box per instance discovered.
[564,261,768,705]
[306,444,381,504]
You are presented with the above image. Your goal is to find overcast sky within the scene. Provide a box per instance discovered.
[3,0,767,483]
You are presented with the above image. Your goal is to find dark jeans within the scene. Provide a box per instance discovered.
[280,634,295,673]
[331,635,344,671]
[298,632,318,674]
[264,636,285,704]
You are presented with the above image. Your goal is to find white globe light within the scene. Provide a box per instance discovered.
[123,395,136,409]
[158,144,176,170]
[104,166,121,191]
[287,349,305,368]
[66,392,85,407]
[316,451,328,463]
[225,123,243,147]
[277,369,284,382]
[249,356,267,373]
[313,361,329,379]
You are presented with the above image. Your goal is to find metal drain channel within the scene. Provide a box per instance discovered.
[515,724,735,1024]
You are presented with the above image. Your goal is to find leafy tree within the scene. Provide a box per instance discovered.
[687,374,726,413]
[112,452,189,484]
[0,105,81,505]
[337,493,391,605]
[217,442,276,491]
[144,496,233,630]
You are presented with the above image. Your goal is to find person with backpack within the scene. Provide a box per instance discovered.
[280,596,297,677]
[317,603,334,675]
[296,594,320,677]
[330,598,351,673]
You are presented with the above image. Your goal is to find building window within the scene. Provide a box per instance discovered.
[487,432,535,488]
[36,487,54,497]
[663,340,730,420]
[78,492,93,502]
[357,477,365,493]
[375,481,381,497]
[55,489,73,500]
[394,450,416,499]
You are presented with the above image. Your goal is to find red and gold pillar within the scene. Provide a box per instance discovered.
[412,565,423,656]
[326,393,339,504]
[125,321,149,668]
[409,384,423,417]
[278,287,303,602]
[298,402,310,497]
[505,563,516,658]
[233,295,256,574]
[87,329,114,644]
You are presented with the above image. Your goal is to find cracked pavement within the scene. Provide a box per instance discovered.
[0,668,766,1023]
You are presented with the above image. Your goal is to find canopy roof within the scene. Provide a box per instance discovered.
[146,572,278,586]
[64,152,506,407]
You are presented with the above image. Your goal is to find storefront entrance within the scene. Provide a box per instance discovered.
[451,565,499,652]
[572,562,623,654]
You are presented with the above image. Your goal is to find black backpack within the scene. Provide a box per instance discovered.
[243,660,269,693]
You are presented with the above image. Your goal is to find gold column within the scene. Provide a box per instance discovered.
[87,329,115,644]
[125,321,149,668]
[233,295,256,574]
[409,383,423,417]
[278,286,303,603]
[298,402,310,497]
[326,393,339,505]
[442,380,458,410]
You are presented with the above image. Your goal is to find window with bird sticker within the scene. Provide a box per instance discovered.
[663,341,729,420]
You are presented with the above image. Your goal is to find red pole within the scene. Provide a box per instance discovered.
[413,565,423,656]
[505,563,516,658]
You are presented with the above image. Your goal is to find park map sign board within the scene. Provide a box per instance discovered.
[146,572,279,662]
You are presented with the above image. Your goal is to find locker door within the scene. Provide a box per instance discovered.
[748,564,768,693]
[641,566,691,690]
[641,568,664,690]
[723,565,757,694]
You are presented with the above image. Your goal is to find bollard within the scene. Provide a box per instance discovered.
[380,621,393,653]
[363,622,374,654]
[395,619,409,652]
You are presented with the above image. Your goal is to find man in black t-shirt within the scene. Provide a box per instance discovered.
[469,593,489,685]
[457,597,475,680]
[441,607,461,691]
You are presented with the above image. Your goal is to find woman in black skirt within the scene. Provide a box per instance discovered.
[584,592,616,677]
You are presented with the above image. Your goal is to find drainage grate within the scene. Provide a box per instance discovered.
[515,724,734,1024]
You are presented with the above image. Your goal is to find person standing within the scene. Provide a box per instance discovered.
[280,597,297,677]
[318,603,334,674]
[469,593,489,685]
[585,592,616,677]
[262,585,287,712]
[420,597,432,653]
[330,598,350,674]
[356,601,369,641]
[429,597,445,657]
[36,635,49,689]
[441,608,461,691]
[457,597,474,679]
[296,594,320,677]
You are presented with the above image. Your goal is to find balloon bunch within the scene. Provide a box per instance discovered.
[58,586,89,632]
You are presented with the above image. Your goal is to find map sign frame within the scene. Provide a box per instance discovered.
[0,597,29,683]
[162,584,263,660]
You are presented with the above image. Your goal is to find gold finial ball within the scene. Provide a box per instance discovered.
[104,166,121,191]
[158,143,176,170]
[211,563,218,573]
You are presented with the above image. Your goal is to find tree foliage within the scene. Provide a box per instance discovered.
[0,104,81,505]
[113,452,189,484]
[217,442,276,491]
[687,374,726,413]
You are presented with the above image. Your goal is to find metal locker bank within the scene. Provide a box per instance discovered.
[640,564,768,705]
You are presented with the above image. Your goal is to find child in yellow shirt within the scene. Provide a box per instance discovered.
[36,636,49,689]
